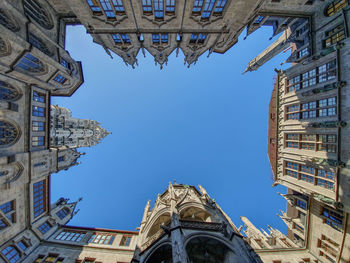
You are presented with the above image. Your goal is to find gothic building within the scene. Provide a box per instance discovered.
[50,105,110,149]
[240,0,350,262]
[1,0,350,263]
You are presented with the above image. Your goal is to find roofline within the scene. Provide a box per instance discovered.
[64,225,139,235]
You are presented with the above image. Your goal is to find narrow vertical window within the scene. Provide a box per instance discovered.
[16,54,45,73]
[192,0,204,14]
[100,0,115,19]
[33,179,47,218]
[112,0,125,13]
[152,34,160,44]
[120,235,132,246]
[142,0,153,13]
[1,246,20,263]
[0,200,16,223]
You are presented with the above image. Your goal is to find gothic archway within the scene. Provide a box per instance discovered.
[0,81,21,101]
[0,120,20,147]
[23,0,54,30]
[186,236,236,263]
[145,244,173,263]
[15,53,46,74]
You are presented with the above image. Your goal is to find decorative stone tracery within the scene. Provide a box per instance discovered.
[23,0,54,30]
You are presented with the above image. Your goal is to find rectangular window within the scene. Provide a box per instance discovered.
[324,23,345,48]
[53,74,67,84]
[165,0,175,14]
[322,207,343,230]
[294,223,304,234]
[111,34,130,44]
[213,0,227,15]
[1,246,20,263]
[285,97,337,120]
[32,136,45,146]
[32,121,45,132]
[295,199,307,210]
[33,91,45,103]
[190,33,207,44]
[33,162,46,167]
[142,0,153,13]
[286,60,336,92]
[58,156,65,162]
[33,180,47,218]
[298,47,309,59]
[32,106,45,117]
[55,230,86,242]
[60,58,70,69]
[38,221,51,234]
[112,0,125,13]
[154,0,164,19]
[120,235,132,246]
[88,233,116,245]
[201,0,215,20]
[0,200,16,224]
[17,240,29,251]
[152,34,160,44]
[284,161,335,190]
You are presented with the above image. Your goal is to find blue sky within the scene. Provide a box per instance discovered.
[51,25,290,234]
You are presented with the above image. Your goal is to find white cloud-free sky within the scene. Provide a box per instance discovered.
[52,25,290,233]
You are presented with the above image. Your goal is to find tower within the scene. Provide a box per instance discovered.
[132,183,262,263]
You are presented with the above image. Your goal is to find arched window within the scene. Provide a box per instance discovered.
[325,0,348,16]
[0,121,19,146]
[28,33,53,57]
[0,81,21,101]
[15,54,45,74]
[23,0,53,30]
[0,37,11,57]
[1,246,21,263]
[0,9,20,32]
